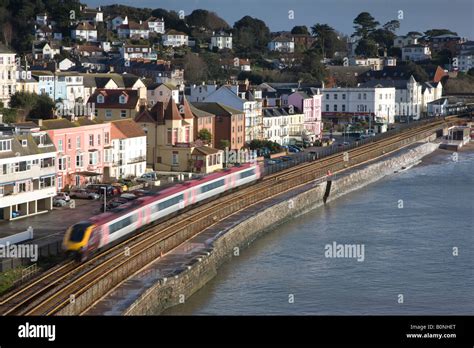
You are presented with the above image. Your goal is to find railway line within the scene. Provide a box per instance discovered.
[0,117,457,316]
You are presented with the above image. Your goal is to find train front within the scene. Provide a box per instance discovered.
[63,221,94,260]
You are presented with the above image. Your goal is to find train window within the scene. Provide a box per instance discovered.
[155,194,184,211]
[239,168,255,180]
[200,179,224,194]
[109,213,138,234]
[69,222,93,242]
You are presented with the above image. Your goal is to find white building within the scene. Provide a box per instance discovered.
[421,81,443,115]
[263,107,305,145]
[107,119,147,180]
[210,32,232,50]
[146,17,165,34]
[32,41,60,60]
[393,34,420,48]
[32,71,85,108]
[0,44,16,106]
[111,16,128,31]
[120,45,153,60]
[117,21,150,39]
[268,36,295,53]
[188,83,218,102]
[147,83,179,106]
[71,22,98,42]
[59,58,76,71]
[322,87,396,124]
[0,126,57,221]
[162,30,189,47]
[402,44,431,62]
[36,13,48,26]
[348,57,396,71]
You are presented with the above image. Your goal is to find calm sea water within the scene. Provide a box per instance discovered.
[164,149,474,315]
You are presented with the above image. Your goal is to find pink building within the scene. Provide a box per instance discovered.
[287,90,323,141]
[40,117,111,190]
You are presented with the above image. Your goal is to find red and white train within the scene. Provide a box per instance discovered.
[63,163,261,260]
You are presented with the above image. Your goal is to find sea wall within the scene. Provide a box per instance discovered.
[124,141,439,315]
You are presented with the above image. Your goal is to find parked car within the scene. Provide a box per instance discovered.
[53,197,68,207]
[86,184,115,196]
[138,172,157,182]
[287,146,299,153]
[55,192,70,202]
[70,188,100,200]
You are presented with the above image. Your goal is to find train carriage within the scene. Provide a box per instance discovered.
[63,163,261,260]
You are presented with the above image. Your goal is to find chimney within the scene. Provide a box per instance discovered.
[37,119,43,127]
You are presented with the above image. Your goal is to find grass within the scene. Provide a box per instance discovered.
[0,267,26,294]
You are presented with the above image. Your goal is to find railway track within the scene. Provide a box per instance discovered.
[0,117,454,316]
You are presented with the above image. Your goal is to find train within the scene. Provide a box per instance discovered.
[63,163,261,260]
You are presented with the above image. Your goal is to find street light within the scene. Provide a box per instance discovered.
[101,187,107,212]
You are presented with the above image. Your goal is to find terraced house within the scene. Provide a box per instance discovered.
[0,124,57,221]
[0,44,17,106]
[88,89,143,121]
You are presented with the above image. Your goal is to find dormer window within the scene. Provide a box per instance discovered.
[119,94,128,104]
[22,139,27,147]
[97,95,104,103]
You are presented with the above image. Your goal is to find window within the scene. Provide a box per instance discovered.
[239,168,255,179]
[200,179,224,194]
[172,129,178,144]
[58,157,67,171]
[119,95,127,104]
[342,94,346,100]
[120,110,127,118]
[105,110,112,119]
[58,139,63,152]
[76,154,83,167]
[109,214,138,234]
[325,104,329,112]
[22,139,27,147]
[76,136,81,148]
[97,134,101,145]
[0,139,12,152]
[152,194,184,213]
[334,94,338,100]
[172,152,179,165]
[105,132,110,144]
[89,134,94,146]
[89,152,98,165]
[326,94,329,100]
[363,93,367,100]
[358,93,361,100]
[185,127,190,142]
[97,95,104,103]
[342,105,346,112]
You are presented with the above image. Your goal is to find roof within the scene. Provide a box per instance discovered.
[118,21,149,30]
[191,146,222,156]
[191,102,243,116]
[0,132,56,160]
[81,73,141,88]
[271,36,294,43]
[110,119,145,139]
[146,82,177,90]
[359,79,412,89]
[263,107,291,117]
[165,29,188,36]
[88,89,140,109]
[75,22,96,31]
[40,117,104,130]
[188,103,214,118]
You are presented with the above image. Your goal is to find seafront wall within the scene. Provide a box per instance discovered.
[124,141,439,315]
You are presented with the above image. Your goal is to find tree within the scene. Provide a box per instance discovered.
[424,29,458,38]
[186,10,229,31]
[291,25,309,35]
[29,94,55,119]
[219,139,230,149]
[310,23,345,59]
[370,28,396,50]
[151,8,189,34]
[183,52,208,83]
[403,62,429,82]
[355,39,378,57]
[197,128,212,144]
[10,92,55,120]
[382,20,400,33]
[468,68,474,77]
[352,12,379,39]
[233,16,271,56]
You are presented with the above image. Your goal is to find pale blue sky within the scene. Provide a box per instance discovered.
[85,0,473,38]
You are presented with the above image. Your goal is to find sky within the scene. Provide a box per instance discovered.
[85,0,474,38]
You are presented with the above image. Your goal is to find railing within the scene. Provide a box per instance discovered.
[0,226,34,245]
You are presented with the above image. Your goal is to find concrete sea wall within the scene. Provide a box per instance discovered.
[124,141,439,315]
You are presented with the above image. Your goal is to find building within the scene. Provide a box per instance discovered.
[210,32,232,50]
[428,34,465,54]
[111,16,128,31]
[81,73,147,103]
[146,17,165,34]
[291,34,315,50]
[162,30,189,47]
[360,76,425,120]
[16,68,38,94]
[135,97,223,173]
[287,89,323,141]
[0,44,17,106]
[71,22,98,42]
[106,119,146,180]
[58,58,76,71]
[188,103,216,148]
[40,117,111,190]
[262,107,305,145]
[117,21,150,39]
[188,83,218,102]
[322,87,396,125]
[147,82,179,106]
[268,36,295,53]
[393,34,420,48]
[402,44,432,62]
[111,60,184,86]
[457,41,474,72]
[201,85,262,142]
[81,6,104,24]
[32,71,85,108]
[88,89,143,121]
[358,65,448,84]
[191,102,245,150]
[36,13,48,26]
[32,41,60,60]
[120,44,154,60]
[421,81,443,115]
[348,57,396,71]
[0,125,57,221]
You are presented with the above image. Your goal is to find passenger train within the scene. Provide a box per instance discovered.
[63,163,261,260]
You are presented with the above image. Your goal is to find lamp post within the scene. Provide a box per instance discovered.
[102,187,106,212]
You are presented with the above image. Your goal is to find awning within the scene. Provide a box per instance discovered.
[75,171,102,177]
